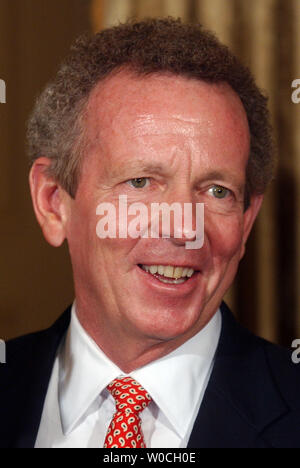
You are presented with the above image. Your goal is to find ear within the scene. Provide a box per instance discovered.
[29,157,71,247]
[239,194,264,260]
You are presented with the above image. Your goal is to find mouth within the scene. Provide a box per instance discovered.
[137,264,198,285]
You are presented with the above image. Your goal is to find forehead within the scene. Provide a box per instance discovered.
[82,72,250,185]
[83,70,250,170]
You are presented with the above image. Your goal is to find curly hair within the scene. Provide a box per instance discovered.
[27,17,274,206]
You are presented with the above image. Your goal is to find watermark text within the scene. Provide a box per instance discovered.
[103,450,196,464]
[0,339,6,364]
[291,79,300,104]
[96,196,204,249]
[0,79,6,103]
[291,339,300,364]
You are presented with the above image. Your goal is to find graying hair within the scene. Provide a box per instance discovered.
[27,18,274,203]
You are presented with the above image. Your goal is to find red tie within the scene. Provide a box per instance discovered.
[104,376,152,448]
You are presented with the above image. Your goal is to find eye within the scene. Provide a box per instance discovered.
[209,185,230,199]
[127,177,149,189]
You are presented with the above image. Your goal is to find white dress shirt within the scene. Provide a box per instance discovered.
[35,303,221,448]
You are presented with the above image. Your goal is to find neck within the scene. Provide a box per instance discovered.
[75,303,214,373]
[76,312,179,372]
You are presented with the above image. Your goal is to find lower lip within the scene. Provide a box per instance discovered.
[136,265,200,295]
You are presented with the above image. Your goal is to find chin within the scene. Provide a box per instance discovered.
[132,307,205,343]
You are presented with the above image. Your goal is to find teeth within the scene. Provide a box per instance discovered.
[174,267,183,279]
[149,265,158,274]
[187,268,194,278]
[182,268,189,277]
[141,264,195,279]
[156,277,186,285]
[164,266,174,278]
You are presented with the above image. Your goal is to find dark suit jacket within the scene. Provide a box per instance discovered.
[1,302,300,448]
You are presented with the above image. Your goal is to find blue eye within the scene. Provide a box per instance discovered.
[209,185,230,199]
[127,178,149,188]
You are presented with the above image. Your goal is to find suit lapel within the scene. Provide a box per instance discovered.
[188,302,289,448]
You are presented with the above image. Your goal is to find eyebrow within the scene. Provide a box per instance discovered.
[109,160,167,179]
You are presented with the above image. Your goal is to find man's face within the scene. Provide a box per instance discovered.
[64,72,260,352]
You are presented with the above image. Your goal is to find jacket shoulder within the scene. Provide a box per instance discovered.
[220,301,300,404]
[3,308,71,368]
[261,337,300,409]
[0,308,71,448]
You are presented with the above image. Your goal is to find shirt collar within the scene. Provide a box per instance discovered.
[131,311,221,437]
[59,302,221,437]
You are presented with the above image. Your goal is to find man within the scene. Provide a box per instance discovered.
[1,18,300,448]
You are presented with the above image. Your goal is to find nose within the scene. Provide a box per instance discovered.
[150,186,204,249]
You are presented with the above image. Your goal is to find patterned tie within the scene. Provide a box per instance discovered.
[103,376,152,448]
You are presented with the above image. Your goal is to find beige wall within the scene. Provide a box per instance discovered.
[1,0,299,347]
[0,0,90,339]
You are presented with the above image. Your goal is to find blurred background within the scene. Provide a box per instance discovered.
[0,0,299,346]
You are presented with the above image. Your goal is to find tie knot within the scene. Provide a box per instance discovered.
[107,376,151,414]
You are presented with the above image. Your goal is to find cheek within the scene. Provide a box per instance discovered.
[66,200,100,272]
[206,214,244,262]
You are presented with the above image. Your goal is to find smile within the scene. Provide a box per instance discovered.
[138,264,196,285]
